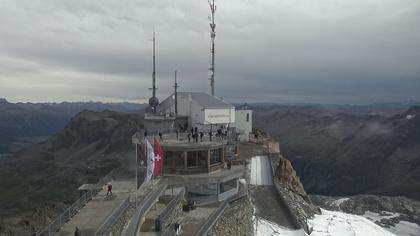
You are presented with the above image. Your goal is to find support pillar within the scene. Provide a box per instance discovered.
[184,151,188,170]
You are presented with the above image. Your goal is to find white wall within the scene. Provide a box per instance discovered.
[233,110,252,141]
[204,108,235,124]
[160,94,235,128]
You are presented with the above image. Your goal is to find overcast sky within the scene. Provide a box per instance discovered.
[0,0,419,104]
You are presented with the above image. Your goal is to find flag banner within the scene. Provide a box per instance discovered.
[145,139,155,182]
[153,138,163,176]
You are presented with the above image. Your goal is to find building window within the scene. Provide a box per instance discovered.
[187,151,198,167]
[210,148,221,165]
[246,113,250,122]
[164,151,173,166]
[187,151,207,167]
[165,151,183,167]
[198,150,207,166]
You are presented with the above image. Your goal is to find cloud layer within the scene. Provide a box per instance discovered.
[0,0,419,104]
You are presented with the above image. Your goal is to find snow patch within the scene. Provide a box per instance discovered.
[308,209,396,236]
[363,211,400,222]
[363,211,420,236]
[406,114,416,120]
[254,216,307,236]
[389,220,420,236]
[330,197,349,209]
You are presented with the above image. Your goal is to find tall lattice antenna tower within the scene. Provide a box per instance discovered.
[208,0,216,96]
[148,31,159,114]
[173,70,179,116]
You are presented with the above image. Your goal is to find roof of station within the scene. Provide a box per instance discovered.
[160,92,234,109]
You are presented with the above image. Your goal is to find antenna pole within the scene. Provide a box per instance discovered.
[208,0,216,96]
[173,70,179,116]
[148,31,159,114]
[152,32,156,99]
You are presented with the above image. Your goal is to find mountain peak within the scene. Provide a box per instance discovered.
[0,98,9,104]
[405,106,420,115]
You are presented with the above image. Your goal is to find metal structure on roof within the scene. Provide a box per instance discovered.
[208,0,217,96]
[173,70,179,115]
[148,32,159,114]
[160,92,234,110]
[181,92,233,108]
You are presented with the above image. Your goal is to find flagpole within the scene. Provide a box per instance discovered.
[135,143,138,190]
[144,136,148,182]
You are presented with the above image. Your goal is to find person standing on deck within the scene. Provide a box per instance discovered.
[107,183,112,196]
[74,227,81,236]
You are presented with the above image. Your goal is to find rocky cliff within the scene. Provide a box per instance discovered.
[273,155,321,232]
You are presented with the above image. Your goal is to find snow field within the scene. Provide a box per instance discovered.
[308,209,396,236]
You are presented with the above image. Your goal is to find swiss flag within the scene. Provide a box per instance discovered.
[153,138,163,176]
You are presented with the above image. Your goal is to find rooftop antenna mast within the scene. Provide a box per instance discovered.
[173,70,179,116]
[148,31,159,114]
[208,0,216,96]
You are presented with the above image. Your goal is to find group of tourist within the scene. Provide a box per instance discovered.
[143,124,231,143]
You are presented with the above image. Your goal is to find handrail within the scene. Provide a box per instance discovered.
[122,182,168,236]
[156,188,185,233]
[93,196,130,235]
[36,170,115,236]
[195,187,248,236]
[195,201,229,236]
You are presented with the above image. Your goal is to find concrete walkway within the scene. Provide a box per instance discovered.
[57,178,135,236]
[247,155,295,228]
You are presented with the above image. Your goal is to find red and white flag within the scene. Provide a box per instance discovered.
[153,138,163,176]
[145,139,155,182]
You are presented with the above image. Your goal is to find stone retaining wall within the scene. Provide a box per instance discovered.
[106,202,136,236]
[207,196,253,236]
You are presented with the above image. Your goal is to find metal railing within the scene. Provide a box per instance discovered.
[123,182,168,236]
[36,170,115,236]
[156,188,185,233]
[195,188,249,236]
[93,196,131,235]
[195,201,229,236]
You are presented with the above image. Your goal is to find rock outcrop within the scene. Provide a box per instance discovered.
[275,157,309,202]
[273,155,320,233]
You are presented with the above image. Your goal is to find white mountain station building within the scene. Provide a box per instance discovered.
[160,92,235,128]
[144,91,252,141]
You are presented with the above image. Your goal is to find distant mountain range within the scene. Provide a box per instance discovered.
[0,98,145,153]
[254,104,420,201]
[0,101,419,234]
[0,109,143,234]
[247,101,420,117]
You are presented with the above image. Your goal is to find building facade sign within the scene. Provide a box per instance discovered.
[204,108,235,124]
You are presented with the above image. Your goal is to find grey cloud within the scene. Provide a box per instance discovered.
[0,0,419,104]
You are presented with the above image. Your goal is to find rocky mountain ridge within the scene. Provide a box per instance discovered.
[254,105,420,201]
[0,99,144,153]
[0,110,143,235]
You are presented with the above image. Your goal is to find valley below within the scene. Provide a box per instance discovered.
[0,102,419,235]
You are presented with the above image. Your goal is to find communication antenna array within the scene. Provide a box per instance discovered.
[208,0,216,96]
